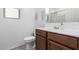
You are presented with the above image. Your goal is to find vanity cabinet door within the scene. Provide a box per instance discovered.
[48,32,77,49]
[36,35,46,50]
[47,40,71,50]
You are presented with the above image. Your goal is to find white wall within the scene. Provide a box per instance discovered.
[0,8,35,50]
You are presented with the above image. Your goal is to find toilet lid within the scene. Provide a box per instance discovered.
[24,36,35,41]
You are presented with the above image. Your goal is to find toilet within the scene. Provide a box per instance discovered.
[24,36,35,50]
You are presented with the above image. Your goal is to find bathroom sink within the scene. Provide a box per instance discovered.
[37,27,79,37]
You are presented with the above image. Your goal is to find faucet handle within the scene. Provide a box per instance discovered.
[54,26,59,29]
[61,23,63,25]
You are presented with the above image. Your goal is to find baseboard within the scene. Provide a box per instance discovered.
[7,42,26,50]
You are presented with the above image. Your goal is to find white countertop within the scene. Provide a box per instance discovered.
[37,27,79,37]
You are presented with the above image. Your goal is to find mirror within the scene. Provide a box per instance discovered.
[46,8,79,23]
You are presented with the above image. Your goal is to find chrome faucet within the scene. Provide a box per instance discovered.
[60,22,64,30]
[54,23,64,30]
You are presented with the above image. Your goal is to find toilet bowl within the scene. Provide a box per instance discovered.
[24,36,35,50]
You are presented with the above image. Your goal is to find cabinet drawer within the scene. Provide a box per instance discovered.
[47,32,77,49]
[47,40,71,50]
[36,29,46,37]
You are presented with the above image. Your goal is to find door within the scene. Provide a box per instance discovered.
[47,40,71,50]
[36,35,46,50]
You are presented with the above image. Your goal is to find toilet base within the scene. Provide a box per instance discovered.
[25,41,35,50]
[26,43,32,50]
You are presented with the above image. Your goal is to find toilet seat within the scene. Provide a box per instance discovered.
[24,36,35,42]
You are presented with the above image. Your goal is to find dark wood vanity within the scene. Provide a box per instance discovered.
[36,29,46,50]
[36,29,79,50]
